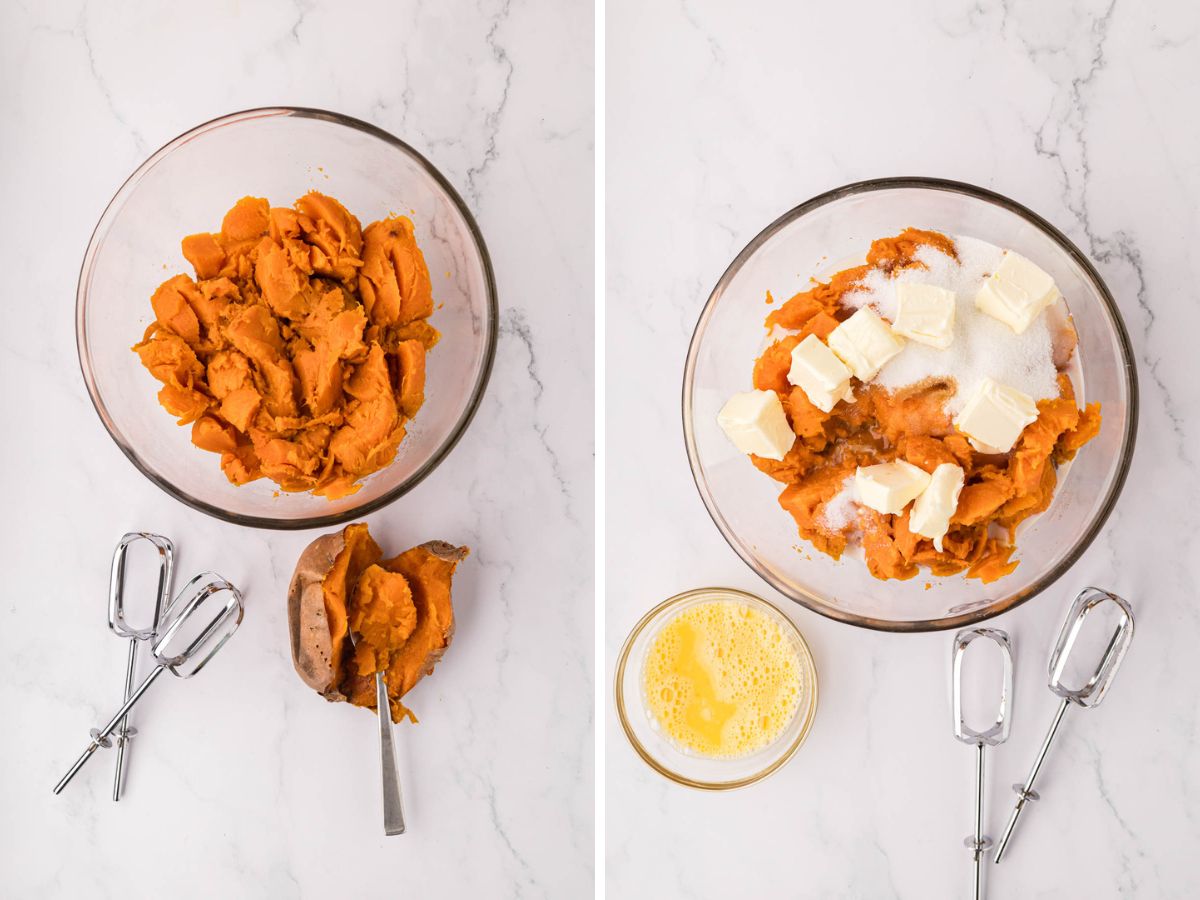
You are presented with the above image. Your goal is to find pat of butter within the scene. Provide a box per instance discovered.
[975,250,1061,334]
[787,335,853,413]
[910,463,965,552]
[893,283,957,349]
[827,307,906,381]
[954,377,1039,454]
[717,390,795,461]
[855,461,931,516]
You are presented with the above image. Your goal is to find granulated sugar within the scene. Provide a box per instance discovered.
[818,476,859,531]
[841,235,1060,415]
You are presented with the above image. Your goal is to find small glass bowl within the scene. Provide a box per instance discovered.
[614,587,819,790]
[77,107,497,529]
[683,178,1138,632]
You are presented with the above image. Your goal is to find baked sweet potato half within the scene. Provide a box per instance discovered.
[287,522,467,722]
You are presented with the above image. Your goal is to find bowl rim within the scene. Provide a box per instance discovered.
[613,586,819,790]
[681,176,1139,633]
[76,106,498,530]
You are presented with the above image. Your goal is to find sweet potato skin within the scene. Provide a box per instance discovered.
[287,527,467,722]
[287,531,346,701]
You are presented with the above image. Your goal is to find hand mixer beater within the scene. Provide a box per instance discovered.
[106,532,175,801]
[54,571,244,795]
[993,587,1135,863]
[951,627,1014,900]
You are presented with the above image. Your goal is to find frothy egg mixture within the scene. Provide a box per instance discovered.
[641,600,803,758]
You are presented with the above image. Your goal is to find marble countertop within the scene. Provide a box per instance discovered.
[0,1,593,897]
[606,1,1199,897]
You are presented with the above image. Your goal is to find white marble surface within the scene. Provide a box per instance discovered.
[606,1,1200,897]
[0,1,593,897]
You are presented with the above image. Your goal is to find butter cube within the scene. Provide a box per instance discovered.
[787,335,854,413]
[855,461,931,516]
[893,283,957,349]
[910,463,965,552]
[828,307,906,381]
[975,250,1061,334]
[717,390,795,461]
[954,377,1039,453]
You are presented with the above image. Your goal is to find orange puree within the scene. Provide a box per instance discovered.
[752,229,1101,583]
[133,193,439,499]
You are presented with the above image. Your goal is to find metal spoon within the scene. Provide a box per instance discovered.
[348,629,406,836]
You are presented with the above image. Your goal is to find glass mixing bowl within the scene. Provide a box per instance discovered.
[77,108,497,529]
[683,178,1137,632]
[614,588,819,790]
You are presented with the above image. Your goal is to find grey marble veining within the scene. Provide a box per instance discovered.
[606,1,1200,897]
[0,1,593,897]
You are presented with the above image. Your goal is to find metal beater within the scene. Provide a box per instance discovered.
[993,587,1135,863]
[952,627,1014,900]
[107,533,175,801]
[54,572,244,795]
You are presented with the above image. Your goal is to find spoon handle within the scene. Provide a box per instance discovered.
[376,671,406,835]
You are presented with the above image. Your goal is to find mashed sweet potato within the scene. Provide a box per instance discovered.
[133,193,439,499]
[752,229,1101,583]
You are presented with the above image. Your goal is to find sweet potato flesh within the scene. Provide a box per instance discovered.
[321,525,465,722]
[378,545,458,711]
[133,193,439,499]
[753,228,1102,584]
[320,523,383,687]
[350,565,417,677]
